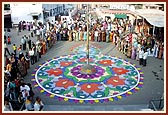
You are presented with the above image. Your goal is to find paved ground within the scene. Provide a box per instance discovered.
[3,29,165,111]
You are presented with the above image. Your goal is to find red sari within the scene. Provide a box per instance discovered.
[102,31,106,42]
[91,31,94,41]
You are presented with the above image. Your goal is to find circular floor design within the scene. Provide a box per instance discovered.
[32,44,144,104]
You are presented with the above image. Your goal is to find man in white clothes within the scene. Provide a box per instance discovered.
[94,30,98,42]
[143,48,148,66]
[29,48,35,65]
[20,83,30,99]
[139,48,144,65]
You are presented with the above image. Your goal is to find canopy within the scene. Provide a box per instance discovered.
[135,9,165,27]
[115,14,127,19]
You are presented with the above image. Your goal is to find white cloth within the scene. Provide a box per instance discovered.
[29,50,34,56]
[94,31,98,37]
[34,101,44,111]
[143,52,148,60]
[36,29,40,35]
[139,49,144,59]
[33,25,36,30]
[21,38,25,44]
[4,103,13,111]
[20,85,30,98]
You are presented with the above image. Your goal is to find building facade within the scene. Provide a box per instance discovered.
[3,3,78,27]
[42,4,77,22]
[10,3,44,25]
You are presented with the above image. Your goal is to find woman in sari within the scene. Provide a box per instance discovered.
[21,57,27,77]
[103,30,106,42]
[80,30,83,41]
[83,31,87,41]
[158,43,164,59]
[109,31,114,42]
[127,44,132,58]
[41,40,46,55]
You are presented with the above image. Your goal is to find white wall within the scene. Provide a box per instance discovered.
[10,3,43,24]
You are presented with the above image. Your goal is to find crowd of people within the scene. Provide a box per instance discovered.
[4,21,48,111]
[4,13,164,111]
[4,50,44,111]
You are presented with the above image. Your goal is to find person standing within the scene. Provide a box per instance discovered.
[76,30,79,41]
[68,30,72,41]
[28,48,34,65]
[21,37,25,50]
[4,42,11,56]
[102,30,106,42]
[27,22,30,31]
[80,30,84,41]
[36,27,41,41]
[20,83,30,100]
[25,52,30,69]
[131,46,136,60]
[12,44,17,55]
[94,29,98,42]
[109,31,114,42]
[6,61,12,76]
[72,30,77,41]
[25,37,30,52]
[142,48,148,66]
[139,48,144,65]
[21,57,27,76]
[17,59,24,77]
[28,36,31,50]
[7,36,11,45]
[83,30,87,41]
[158,43,164,59]
[136,43,141,61]
[16,27,20,35]
[106,30,109,43]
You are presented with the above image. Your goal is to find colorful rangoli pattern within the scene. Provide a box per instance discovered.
[32,44,144,104]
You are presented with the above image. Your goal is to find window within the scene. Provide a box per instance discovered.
[33,16,38,20]
[50,9,52,16]
[4,4,10,10]
[53,9,55,16]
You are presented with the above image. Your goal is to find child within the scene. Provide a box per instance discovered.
[13,44,17,55]
[139,48,144,65]
[143,48,148,66]
[7,36,11,45]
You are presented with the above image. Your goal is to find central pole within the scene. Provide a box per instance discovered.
[86,4,90,65]
[79,4,96,75]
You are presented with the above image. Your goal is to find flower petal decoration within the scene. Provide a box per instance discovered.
[60,61,73,67]
[55,78,75,89]
[112,67,129,75]
[46,68,63,76]
[79,58,93,63]
[80,83,102,94]
[98,60,114,66]
[106,76,126,87]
